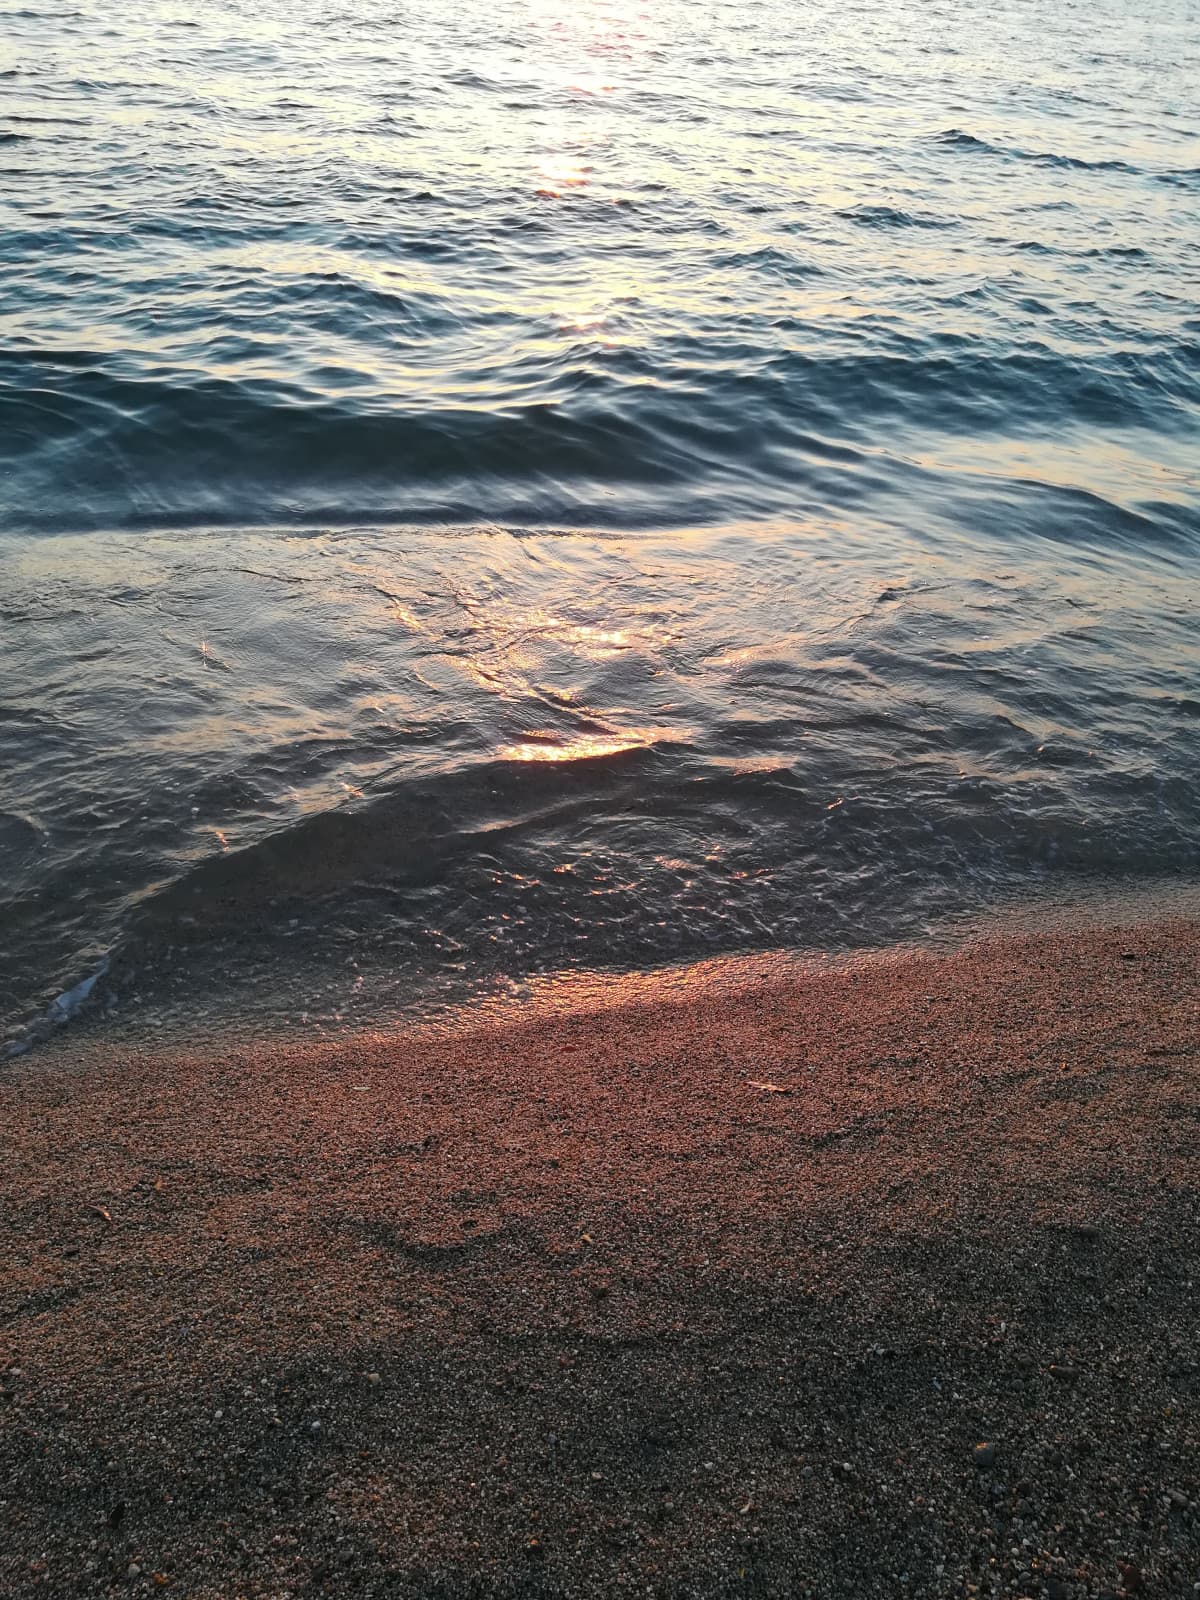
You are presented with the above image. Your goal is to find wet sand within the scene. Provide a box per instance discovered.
[2,919,1198,1598]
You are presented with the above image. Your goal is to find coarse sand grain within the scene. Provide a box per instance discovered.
[1,919,1198,1598]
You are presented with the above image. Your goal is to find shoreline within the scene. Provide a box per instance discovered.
[14,873,1200,1067]
[2,916,1198,1596]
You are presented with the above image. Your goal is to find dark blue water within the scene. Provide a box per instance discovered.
[1,0,1199,1041]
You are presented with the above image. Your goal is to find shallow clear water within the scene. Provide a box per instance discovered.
[1,0,1199,1033]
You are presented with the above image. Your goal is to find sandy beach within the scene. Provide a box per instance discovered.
[2,917,1198,1598]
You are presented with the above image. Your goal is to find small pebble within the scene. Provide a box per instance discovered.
[973,1441,996,1469]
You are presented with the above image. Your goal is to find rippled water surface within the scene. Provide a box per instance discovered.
[2,0,1199,1033]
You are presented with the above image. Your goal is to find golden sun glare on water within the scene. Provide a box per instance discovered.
[499,732,648,762]
[530,13,621,195]
[536,153,591,197]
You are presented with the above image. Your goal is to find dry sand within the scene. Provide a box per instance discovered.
[1,918,1198,1599]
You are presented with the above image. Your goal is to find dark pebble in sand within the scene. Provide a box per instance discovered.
[973,1441,997,1468]
[1048,1363,1080,1380]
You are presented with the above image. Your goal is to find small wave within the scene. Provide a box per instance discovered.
[7,112,90,125]
[443,67,502,91]
[837,204,954,230]
[950,138,1199,188]
[2,958,108,1060]
[711,244,823,281]
[1,329,1196,537]
[1081,245,1150,261]
[934,128,992,151]
[933,127,1138,175]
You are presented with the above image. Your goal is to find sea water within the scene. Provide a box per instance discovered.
[1,0,1198,1035]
